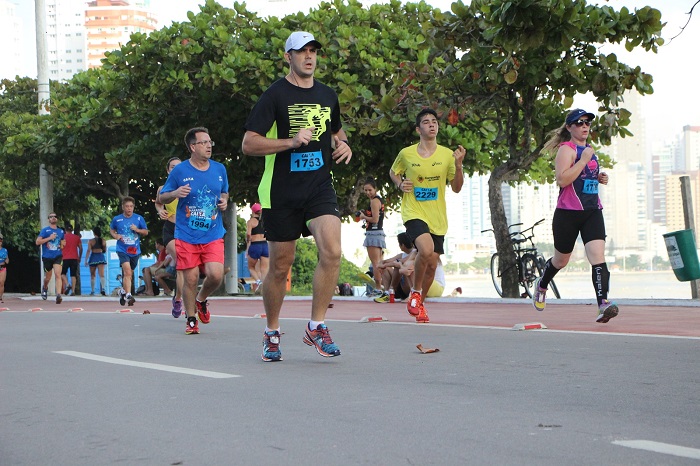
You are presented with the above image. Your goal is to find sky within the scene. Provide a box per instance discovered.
[12,0,699,143]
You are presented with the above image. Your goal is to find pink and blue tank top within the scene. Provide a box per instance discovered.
[556,141,603,211]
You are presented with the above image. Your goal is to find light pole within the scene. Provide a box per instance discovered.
[36,0,54,292]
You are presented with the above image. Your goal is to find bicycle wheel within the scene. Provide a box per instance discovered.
[490,253,503,297]
[521,253,541,298]
[536,254,561,298]
[549,278,561,298]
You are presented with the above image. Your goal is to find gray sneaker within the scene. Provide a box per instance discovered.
[596,300,619,323]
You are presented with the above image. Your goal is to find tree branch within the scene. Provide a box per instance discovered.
[668,0,700,43]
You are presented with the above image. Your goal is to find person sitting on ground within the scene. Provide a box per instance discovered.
[373,232,414,303]
[153,255,175,296]
[399,250,446,299]
[142,239,169,296]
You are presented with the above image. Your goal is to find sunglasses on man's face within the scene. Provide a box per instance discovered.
[572,119,592,127]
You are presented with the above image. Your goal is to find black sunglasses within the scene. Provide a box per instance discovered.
[572,119,592,127]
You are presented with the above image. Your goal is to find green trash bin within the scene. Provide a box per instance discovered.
[663,229,700,281]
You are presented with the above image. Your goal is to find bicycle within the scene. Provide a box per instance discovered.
[481,219,561,299]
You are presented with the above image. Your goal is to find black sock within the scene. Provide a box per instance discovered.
[592,263,610,306]
[539,258,560,289]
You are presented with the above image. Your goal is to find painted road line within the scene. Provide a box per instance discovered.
[53,351,240,379]
[613,440,700,460]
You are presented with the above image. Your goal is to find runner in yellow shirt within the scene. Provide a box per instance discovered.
[389,108,465,323]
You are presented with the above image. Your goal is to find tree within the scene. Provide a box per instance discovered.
[429,0,664,296]
[5,1,455,215]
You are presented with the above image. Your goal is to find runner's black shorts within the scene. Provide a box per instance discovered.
[61,259,78,277]
[262,185,340,242]
[404,219,445,255]
[162,221,175,246]
[42,255,63,272]
[552,208,606,254]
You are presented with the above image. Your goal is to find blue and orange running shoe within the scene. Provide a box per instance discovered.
[262,330,283,362]
[196,299,210,324]
[303,323,341,357]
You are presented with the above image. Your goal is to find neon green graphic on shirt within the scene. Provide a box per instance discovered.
[258,122,278,209]
[288,104,331,140]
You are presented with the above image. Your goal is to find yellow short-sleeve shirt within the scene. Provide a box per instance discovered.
[390,143,456,236]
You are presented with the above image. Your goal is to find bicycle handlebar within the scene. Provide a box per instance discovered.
[482,219,546,246]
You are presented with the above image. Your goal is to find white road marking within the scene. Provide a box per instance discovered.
[613,440,700,460]
[53,351,240,379]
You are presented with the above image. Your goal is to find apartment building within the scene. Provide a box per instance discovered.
[85,0,157,69]
[0,0,24,80]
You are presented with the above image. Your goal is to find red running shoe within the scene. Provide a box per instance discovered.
[416,306,430,323]
[196,299,210,324]
[406,291,422,317]
[185,316,199,335]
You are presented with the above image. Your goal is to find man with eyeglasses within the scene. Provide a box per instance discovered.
[110,196,149,307]
[36,213,65,303]
[158,127,229,335]
[242,31,352,362]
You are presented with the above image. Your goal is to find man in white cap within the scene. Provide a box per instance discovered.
[242,31,352,362]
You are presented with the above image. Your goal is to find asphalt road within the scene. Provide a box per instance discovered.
[2,302,699,465]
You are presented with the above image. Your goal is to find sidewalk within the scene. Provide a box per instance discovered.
[3,293,699,338]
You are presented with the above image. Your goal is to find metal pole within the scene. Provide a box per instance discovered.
[36,0,55,294]
[224,202,239,294]
[36,0,51,220]
[679,175,700,299]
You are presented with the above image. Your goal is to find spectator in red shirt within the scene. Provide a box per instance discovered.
[61,222,83,296]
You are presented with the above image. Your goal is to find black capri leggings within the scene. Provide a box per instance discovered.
[552,208,606,254]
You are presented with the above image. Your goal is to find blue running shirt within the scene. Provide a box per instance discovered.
[161,159,229,245]
[38,226,64,259]
[110,214,147,257]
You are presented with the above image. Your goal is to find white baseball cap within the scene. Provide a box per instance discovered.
[285,31,322,53]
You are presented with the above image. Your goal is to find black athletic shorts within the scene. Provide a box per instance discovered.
[42,255,63,272]
[61,259,78,277]
[552,208,606,254]
[404,219,445,255]
[262,184,340,242]
[163,221,176,246]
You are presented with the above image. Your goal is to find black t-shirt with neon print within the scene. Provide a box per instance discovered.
[244,77,342,209]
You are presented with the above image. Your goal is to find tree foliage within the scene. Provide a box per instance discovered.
[427,0,664,296]
[0,0,666,295]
